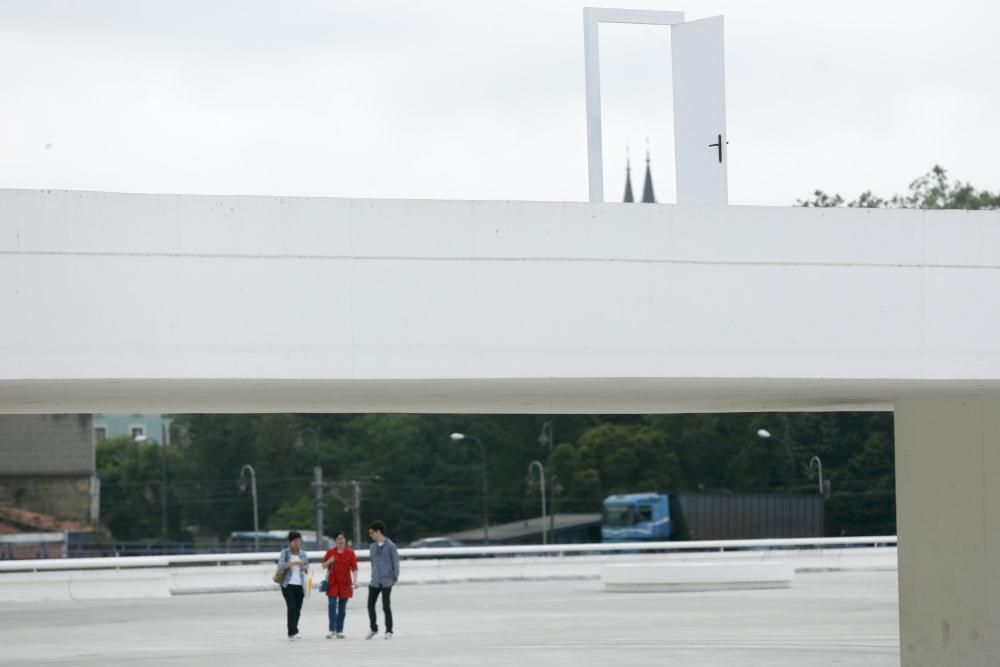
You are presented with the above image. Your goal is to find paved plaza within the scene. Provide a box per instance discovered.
[0,570,899,666]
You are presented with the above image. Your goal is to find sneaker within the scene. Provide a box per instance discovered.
[326,632,335,639]
[289,634,302,641]
[365,630,377,640]
[336,633,346,639]
[385,632,393,640]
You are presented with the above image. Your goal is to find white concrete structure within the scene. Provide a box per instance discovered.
[0,564,172,602]
[0,540,893,601]
[2,188,1000,666]
[601,561,794,592]
[583,8,728,204]
[2,189,999,413]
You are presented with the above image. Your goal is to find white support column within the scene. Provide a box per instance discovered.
[583,8,604,203]
[895,396,1000,666]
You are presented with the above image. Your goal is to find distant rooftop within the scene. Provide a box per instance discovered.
[447,513,600,543]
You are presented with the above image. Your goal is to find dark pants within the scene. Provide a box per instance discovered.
[367,585,393,633]
[328,596,349,633]
[281,584,304,637]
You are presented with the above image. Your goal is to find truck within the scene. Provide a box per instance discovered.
[601,492,823,542]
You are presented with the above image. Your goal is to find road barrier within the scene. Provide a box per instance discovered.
[0,536,896,602]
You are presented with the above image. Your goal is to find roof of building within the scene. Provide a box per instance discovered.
[0,505,93,534]
[447,513,601,542]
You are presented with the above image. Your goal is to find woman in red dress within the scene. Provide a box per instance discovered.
[322,530,359,638]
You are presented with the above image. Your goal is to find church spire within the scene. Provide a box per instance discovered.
[641,141,655,203]
[623,145,634,203]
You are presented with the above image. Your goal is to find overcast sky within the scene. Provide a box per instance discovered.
[1,0,997,205]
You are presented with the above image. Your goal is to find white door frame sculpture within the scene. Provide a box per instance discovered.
[583,8,728,205]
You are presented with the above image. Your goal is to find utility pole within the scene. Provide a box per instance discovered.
[327,479,365,547]
[450,433,489,544]
[528,461,547,544]
[313,466,324,549]
[297,427,323,548]
[549,473,562,541]
[538,421,555,539]
[353,480,362,547]
[239,464,259,552]
[159,424,167,539]
[159,419,171,540]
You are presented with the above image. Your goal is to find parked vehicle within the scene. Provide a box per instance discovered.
[601,492,823,542]
[229,530,330,549]
[408,537,465,549]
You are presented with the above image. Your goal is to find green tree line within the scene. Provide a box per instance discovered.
[98,412,894,543]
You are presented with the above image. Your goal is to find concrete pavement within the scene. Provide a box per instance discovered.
[0,571,899,666]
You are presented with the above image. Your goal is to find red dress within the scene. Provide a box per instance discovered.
[323,547,358,598]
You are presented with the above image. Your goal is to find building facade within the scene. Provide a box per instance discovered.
[0,414,98,523]
[92,413,169,443]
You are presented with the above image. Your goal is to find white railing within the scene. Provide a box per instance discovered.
[0,536,896,573]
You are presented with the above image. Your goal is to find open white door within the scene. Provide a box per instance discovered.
[671,15,728,205]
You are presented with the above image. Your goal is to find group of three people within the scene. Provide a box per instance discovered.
[275,520,400,641]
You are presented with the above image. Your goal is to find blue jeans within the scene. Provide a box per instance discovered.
[328,596,349,633]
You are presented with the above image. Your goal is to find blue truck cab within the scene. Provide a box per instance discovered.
[601,493,671,542]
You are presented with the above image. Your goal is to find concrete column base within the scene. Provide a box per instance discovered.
[895,396,1000,666]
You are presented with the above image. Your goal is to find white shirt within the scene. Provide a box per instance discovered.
[288,553,304,586]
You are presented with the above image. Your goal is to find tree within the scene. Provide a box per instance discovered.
[96,436,184,541]
[797,165,1000,210]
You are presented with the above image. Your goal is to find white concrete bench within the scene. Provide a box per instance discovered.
[601,562,794,593]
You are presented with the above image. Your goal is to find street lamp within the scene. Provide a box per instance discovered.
[295,427,323,548]
[160,418,171,540]
[537,421,557,538]
[451,432,488,544]
[809,456,829,498]
[239,464,260,552]
[759,428,829,499]
[538,421,555,450]
[527,460,547,544]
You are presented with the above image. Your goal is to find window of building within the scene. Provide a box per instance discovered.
[94,426,107,442]
[130,426,145,440]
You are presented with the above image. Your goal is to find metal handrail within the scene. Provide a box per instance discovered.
[0,536,896,573]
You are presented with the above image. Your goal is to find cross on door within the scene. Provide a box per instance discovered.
[708,134,728,164]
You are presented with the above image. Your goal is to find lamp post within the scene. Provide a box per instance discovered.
[809,456,828,498]
[537,421,556,537]
[239,464,259,552]
[527,460,547,544]
[296,427,323,548]
[159,418,171,540]
[759,428,829,499]
[538,421,555,450]
[755,428,778,489]
[451,432,488,544]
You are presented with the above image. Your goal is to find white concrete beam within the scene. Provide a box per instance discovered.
[2,189,1000,413]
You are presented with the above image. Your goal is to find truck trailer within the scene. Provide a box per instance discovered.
[601,492,824,542]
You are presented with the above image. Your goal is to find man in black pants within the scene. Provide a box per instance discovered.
[365,520,400,640]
